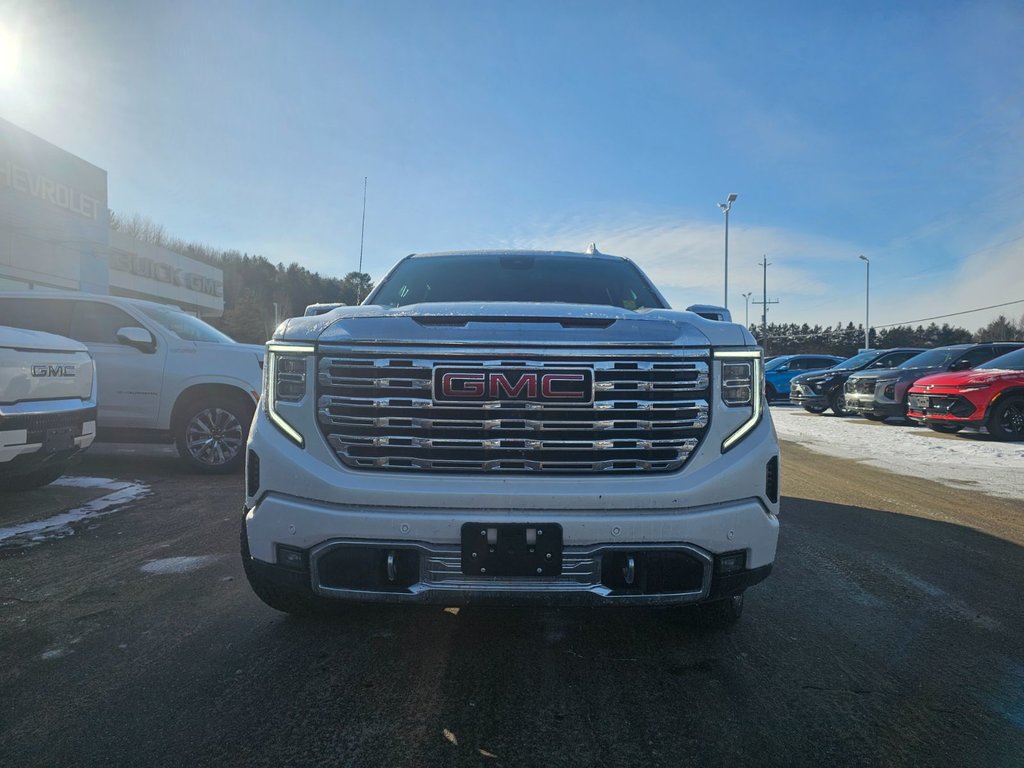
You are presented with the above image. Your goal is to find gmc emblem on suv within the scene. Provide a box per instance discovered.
[433,368,594,403]
[31,364,77,377]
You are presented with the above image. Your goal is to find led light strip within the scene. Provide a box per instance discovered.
[717,349,763,451]
[266,344,315,446]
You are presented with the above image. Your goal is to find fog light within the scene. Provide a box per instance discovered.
[717,551,747,574]
[276,545,306,570]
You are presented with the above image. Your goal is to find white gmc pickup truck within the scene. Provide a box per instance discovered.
[242,250,780,624]
[0,326,97,490]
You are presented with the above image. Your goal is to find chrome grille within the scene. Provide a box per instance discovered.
[846,378,877,395]
[316,346,710,473]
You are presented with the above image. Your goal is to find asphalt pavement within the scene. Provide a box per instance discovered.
[1,439,1022,768]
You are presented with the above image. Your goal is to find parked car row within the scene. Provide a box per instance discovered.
[788,348,924,415]
[0,292,265,489]
[788,342,1024,442]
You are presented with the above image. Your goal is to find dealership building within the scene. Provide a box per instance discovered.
[0,116,223,317]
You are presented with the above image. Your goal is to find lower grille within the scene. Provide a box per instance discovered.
[317,346,711,474]
[0,407,95,442]
[912,394,975,418]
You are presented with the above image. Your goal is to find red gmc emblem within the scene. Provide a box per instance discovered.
[433,368,594,403]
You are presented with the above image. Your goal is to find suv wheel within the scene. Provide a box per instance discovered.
[988,396,1024,442]
[175,395,254,473]
[829,390,848,417]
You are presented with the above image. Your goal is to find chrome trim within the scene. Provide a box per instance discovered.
[308,539,713,605]
[316,346,712,474]
[318,344,711,357]
[0,397,96,416]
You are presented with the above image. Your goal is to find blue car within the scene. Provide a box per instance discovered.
[764,354,847,401]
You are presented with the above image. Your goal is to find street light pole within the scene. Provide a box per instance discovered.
[717,193,738,309]
[742,292,752,328]
[859,255,870,350]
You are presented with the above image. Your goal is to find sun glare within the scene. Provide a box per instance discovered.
[0,25,21,88]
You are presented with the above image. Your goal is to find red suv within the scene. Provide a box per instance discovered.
[907,346,1024,440]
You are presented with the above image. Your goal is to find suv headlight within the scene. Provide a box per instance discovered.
[717,349,764,451]
[265,343,315,446]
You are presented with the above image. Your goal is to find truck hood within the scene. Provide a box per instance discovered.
[0,325,88,354]
[911,368,1024,389]
[274,302,754,348]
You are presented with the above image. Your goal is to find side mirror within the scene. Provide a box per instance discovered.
[775,364,789,372]
[116,326,156,353]
[949,359,972,372]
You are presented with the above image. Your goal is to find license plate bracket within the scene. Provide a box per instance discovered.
[461,523,563,577]
[43,427,75,453]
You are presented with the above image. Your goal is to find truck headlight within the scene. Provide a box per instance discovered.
[717,349,764,451]
[265,343,315,446]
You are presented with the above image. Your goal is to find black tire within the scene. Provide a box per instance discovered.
[928,424,963,434]
[0,463,68,492]
[694,593,744,628]
[803,404,828,414]
[987,396,1024,442]
[829,390,848,417]
[765,383,779,402]
[174,394,254,474]
[240,515,332,615]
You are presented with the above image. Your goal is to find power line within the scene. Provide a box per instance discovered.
[874,298,1024,329]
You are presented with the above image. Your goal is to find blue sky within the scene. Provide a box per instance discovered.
[2,0,1023,329]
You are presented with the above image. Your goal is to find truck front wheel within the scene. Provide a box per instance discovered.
[174,395,253,474]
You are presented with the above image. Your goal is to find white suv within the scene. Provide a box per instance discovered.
[0,293,263,473]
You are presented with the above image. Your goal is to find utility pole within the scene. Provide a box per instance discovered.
[859,255,870,350]
[717,193,738,309]
[357,176,368,303]
[752,256,779,353]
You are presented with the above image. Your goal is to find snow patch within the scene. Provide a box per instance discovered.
[0,477,150,546]
[771,407,1024,501]
[140,555,218,574]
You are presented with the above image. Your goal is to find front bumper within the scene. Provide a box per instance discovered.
[244,493,779,605]
[789,387,828,409]
[843,393,904,418]
[0,402,97,467]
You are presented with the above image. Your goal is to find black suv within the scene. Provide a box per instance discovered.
[844,342,1024,421]
[789,348,924,416]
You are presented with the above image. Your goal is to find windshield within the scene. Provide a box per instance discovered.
[764,357,792,371]
[831,351,882,370]
[977,348,1024,371]
[897,347,964,369]
[368,255,666,309]
[137,304,236,344]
